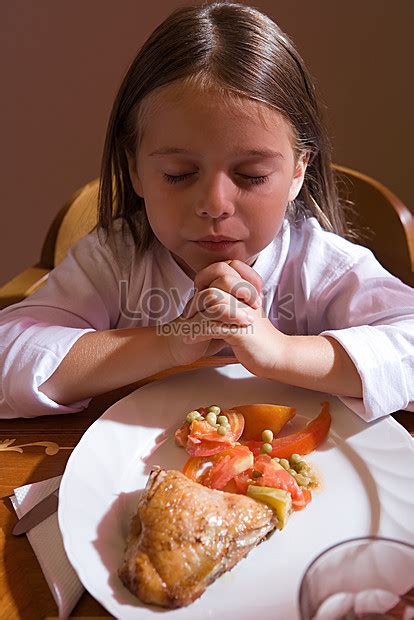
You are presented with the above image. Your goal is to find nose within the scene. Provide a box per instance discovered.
[194,173,236,219]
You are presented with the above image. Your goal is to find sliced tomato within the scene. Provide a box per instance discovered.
[243,402,331,459]
[183,449,312,510]
[182,455,213,483]
[190,419,235,444]
[183,445,253,489]
[189,410,245,444]
[221,478,239,493]
[234,454,311,510]
[186,436,232,457]
[233,456,297,495]
[233,469,253,494]
[201,445,254,490]
[174,423,190,447]
[292,488,312,511]
[253,455,304,503]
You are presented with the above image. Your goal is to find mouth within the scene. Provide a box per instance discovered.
[193,238,240,252]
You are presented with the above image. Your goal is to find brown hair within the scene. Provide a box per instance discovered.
[97,1,350,254]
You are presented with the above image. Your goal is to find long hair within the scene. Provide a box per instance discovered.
[97,1,350,254]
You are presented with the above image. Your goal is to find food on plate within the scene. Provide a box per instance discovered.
[177,401,330,525]
[118,467,277,608]
[246,485,292,529]
[231,403,296,440]
[183,443,254,488]
[119,401,330,609]
[175,405,245,456]
[243,401,331,458]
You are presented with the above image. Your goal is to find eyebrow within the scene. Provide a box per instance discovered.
[149,147,284,159]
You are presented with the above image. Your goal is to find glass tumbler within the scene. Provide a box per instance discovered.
[298,536,414,620]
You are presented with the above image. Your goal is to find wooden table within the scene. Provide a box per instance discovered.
[1,356,413,619]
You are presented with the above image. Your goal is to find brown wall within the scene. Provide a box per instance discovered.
[1,0,413,286]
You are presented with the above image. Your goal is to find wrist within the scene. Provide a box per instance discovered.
[155,320,181,369]
[261,326,290,381]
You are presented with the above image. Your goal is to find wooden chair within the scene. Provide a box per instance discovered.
[0,165,413,310]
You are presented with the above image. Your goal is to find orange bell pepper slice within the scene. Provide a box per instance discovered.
[232,403,296,441]
[243,401,331,458]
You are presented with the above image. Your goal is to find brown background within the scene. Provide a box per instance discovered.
[1,0,413,286]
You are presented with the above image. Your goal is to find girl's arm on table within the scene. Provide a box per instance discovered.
[0,228,173,418]
[263,331,363,398]
[270,221,414,420]
[38,326,174,405]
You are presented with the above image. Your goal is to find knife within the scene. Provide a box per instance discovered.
[12,487,60,536]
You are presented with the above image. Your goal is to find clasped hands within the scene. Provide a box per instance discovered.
[165,259,287,378]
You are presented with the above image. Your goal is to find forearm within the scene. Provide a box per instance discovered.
[267,333,363,398]
[39,327,175,405]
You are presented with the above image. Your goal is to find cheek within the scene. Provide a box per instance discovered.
[246,184,289,220]
[144,198,182,246]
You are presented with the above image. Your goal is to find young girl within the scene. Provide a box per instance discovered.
[0,2,413,421]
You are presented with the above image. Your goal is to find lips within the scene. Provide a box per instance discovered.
[196,235,239,242]
[194,236,240,252]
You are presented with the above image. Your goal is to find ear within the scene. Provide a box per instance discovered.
[126,153,144,197]
[288,151,310,202]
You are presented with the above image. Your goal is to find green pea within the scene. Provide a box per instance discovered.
[290,453,302,465]
[217,415,228,425]
[295,473,311,487]
[288,468,297,477]
[279,458,290,470]
[206,412,217,426]
[296,461,310,474]
[217,425,228,436]
[186,410,201,424]
[261,429,274,443]
[272,457,280,463]
[261,443,273,454]
[207,405,221,415]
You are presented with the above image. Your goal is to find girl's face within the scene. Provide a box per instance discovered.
[127,82,308,278]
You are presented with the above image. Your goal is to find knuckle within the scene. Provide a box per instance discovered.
[216,263,231,279]
[221,274,237,290]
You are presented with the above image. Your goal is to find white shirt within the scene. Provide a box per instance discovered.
[1,217,413,421]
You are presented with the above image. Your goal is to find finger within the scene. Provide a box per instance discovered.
[182,288,226,319]
[183,322,252,344]
[201,303,255,325]
[209,274,261,309]
[225,260,264,295]
[183,287,253,320]
[194,261,240,292]
[193,261,262,308]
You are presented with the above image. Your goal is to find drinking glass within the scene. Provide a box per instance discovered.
[298,537,414,620]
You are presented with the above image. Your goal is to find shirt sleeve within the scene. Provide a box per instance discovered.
[0,229,124,418]
[314,249,414,421]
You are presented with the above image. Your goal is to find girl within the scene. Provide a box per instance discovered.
[0,2,413,420]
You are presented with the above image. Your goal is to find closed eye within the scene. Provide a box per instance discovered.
[163,173,194,184]
[163,173,269,186]
[238,174,269,186]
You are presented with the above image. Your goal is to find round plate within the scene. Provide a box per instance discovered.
[59,364,414,619]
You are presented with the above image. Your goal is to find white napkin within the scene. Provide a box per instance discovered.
[10,475,85,620]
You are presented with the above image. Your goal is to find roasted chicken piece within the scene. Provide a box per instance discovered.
[119,467,277,608]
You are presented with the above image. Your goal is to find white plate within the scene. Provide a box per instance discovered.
[59,364,414,619]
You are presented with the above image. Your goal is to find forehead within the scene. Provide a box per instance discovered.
[137,80,295,149]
